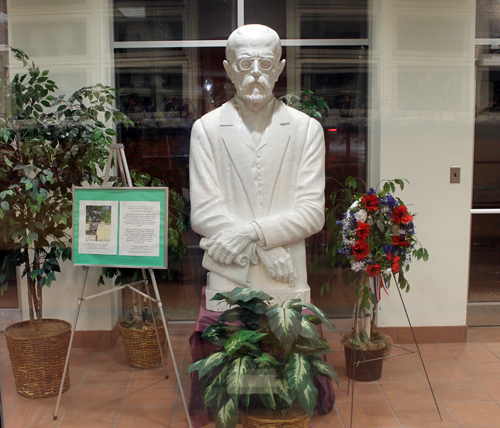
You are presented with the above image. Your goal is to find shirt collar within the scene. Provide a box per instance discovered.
[233,96,276,119]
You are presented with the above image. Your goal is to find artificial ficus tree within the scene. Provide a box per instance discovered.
[0,47,133,326]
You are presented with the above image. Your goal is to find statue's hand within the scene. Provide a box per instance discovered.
[205,226,257,265]
[256,246,295,287]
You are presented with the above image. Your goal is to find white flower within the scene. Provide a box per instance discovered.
[354,209,367,223]
[402,259,410,270]
[343,238,356,246]
[351,261,366,272]
[380,206,390,215]
[382,268,392,277]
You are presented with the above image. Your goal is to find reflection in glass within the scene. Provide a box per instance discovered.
[469,215,500,302]
[114,40,368,318]
[114,0,236,42]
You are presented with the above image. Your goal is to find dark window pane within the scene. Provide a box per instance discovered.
[469,214,500,302]
[476,0,500,38]
[244,0,286,40]
[114,0,235,42]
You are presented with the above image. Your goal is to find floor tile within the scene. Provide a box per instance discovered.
[58,407,120,428]
[69,386,127,407]
[432,380,492,402]
[461,361,500,379]
[390,403,458,427]
[379,382,435,403]
[376,363,424,383]
[445,345,500,363]
[5,406,59,428]
[129,367,178,387]
[334,382,387,405]
[81,367,133,387]
[485,343,500,358]
[122,386,177,407]
[311,409,344,428]
[406,348,456,364]
[476,378,500,400]
[445,401,500,425]
[337,403,401,428]
[413,363,473,382]
[115,406,174,428]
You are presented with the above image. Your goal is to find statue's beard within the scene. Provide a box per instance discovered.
[237,76,274,102]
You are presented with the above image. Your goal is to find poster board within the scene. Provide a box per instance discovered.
[73,187,168,269]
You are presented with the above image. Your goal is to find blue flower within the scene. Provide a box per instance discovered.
[383,244,393,254]
[383,194,397,210]
[367,188,377,195]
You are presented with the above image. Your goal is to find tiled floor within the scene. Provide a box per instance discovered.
[1,325,500,428]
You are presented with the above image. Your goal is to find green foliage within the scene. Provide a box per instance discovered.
[0,47,133,322]
[279,90,329,119]
[187,288,338,428]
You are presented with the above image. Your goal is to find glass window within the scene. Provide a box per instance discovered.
[114,0,236,41]
[476,0,500,38]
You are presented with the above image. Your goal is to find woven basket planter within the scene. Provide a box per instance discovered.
[120,320,167,368]
[5,319,71,399]
[240,411,309,428]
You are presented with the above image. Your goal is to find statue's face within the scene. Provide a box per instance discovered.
[224,32,285,104]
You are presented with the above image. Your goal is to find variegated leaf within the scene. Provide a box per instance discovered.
[203,364,230,407]
[297,379,318,418]
[258,372,277,410]
[275,378,293,407]
[286,353,311,400]
[227,355,255,396]
[201,323,230,346]
[301,303,336,331]
[311,358,339,386]
[224,330,267,355]
[215,394,239,428]
[188,351,229,379]
[266,305,302,352]
[218,307,249,323]
[299,317,320,345]
[227,287,273,305]
[255,353,280,366]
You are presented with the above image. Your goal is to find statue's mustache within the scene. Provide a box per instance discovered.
[241,75,271,90]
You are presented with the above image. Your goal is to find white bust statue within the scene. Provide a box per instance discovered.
[189,24,326,311]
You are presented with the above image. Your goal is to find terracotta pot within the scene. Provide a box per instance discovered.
[343,343,388,382]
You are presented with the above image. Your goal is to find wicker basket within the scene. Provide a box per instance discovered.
[240,411,309,428]
[120,320,167,368]
[5,319,71,399]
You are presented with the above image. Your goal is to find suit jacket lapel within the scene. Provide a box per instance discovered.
[219,100,259,214]
[263,100,290,214]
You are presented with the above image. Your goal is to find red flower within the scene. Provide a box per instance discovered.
[357,221,370,240]
[361,194,379,212]
[351,239,370,261]
[366,263,381,277]
[392,236,411,247]
[387,253,400,273]
[392,205,413,224]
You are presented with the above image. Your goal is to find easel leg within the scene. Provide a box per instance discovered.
[54,266,89,420]
[148,268,193,428]
[395,283,442,421]
[141,269,169,379]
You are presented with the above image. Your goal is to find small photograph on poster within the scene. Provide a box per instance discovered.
[119,201,161,257]
[79,200,118,255]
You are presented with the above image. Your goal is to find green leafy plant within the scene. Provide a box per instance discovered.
[98,169,188,327]
[324,177,428,349]
[279,90,329,119]
[187,288,338,428]
[0,47,133,325]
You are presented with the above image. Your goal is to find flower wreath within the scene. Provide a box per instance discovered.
[337,180,428,302]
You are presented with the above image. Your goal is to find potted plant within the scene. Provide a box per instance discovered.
[187,287,338,428]
[98,170,188,369]
[0,47,133,398]
[324,177,429,381]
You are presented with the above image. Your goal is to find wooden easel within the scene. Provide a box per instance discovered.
[53,144,193,428]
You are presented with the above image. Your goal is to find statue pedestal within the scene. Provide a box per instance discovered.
[205,282,311,311]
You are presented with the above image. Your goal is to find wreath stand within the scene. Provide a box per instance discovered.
[346,279,442,428]
[53,144,193,428]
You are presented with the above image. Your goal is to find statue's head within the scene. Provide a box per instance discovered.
[224,24,286,104]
